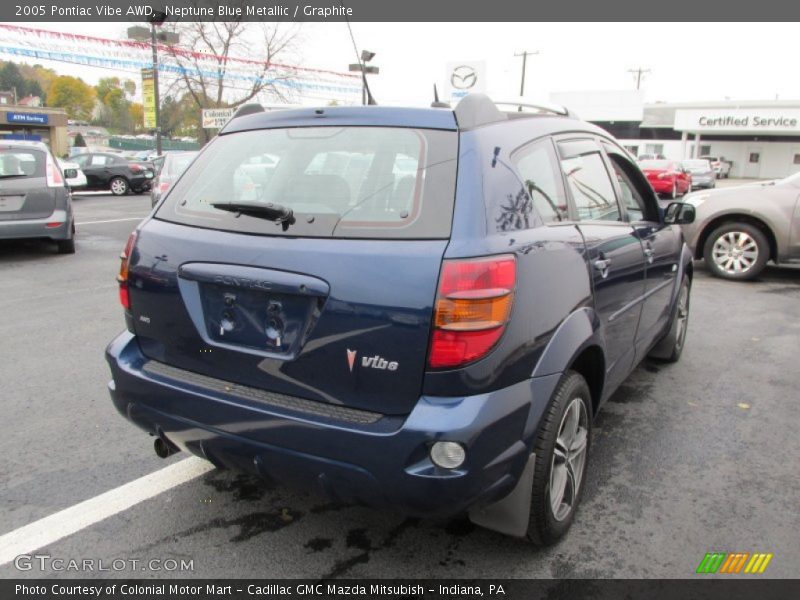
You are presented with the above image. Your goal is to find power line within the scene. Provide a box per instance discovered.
[628,67,651,90]
[514,50,539,97]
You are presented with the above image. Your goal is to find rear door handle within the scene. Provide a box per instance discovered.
[593,258,611,279]
[644,246,655,264]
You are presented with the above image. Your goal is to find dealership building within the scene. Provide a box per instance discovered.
[550,91,800,179]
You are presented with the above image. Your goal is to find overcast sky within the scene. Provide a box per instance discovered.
[12,22,800,106]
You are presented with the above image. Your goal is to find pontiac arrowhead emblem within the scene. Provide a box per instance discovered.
[346,349,357,372]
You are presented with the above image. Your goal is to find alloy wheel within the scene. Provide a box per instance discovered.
[111,179,127,195]
[674,283,689,352]
[549,397,589,522]
[711,231,759,275]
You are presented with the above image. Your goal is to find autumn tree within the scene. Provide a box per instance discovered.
[46,76,95,120]
[95,77,137,132]
[162,20,300,143]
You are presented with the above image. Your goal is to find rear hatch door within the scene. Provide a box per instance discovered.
[0,147,55,220]
[128,120,458,416]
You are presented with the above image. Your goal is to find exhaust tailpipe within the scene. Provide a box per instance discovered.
[154,437,179,459]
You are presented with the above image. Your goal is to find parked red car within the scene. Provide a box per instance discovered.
[638,159,692,199]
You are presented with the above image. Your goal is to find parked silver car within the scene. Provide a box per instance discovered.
[681,159,716,190]
[0,141,75,254]
[682,172,800,280]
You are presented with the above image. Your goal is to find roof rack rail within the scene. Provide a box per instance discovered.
[454,94,577,129]
[492,98,577,118]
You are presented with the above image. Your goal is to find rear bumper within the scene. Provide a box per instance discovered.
[106,331,555,518]
[0,209,72,241]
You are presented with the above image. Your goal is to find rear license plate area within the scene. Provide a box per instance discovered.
[198,282,315,356]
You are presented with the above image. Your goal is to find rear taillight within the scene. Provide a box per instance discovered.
[129,163,142,173]
[117,231,137,310]
[428,255,516,369]
[158,181,171,194]
[45,155,64,188]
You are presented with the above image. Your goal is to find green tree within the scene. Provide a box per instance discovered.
[0,62,25,98]
[46,76,95,120]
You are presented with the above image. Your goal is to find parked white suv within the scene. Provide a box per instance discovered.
[700,156,732,179]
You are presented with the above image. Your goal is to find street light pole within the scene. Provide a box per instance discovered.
[149,22,162,156]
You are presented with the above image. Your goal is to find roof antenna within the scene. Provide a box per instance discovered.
[431,84,450,108]
[339,2,377,105]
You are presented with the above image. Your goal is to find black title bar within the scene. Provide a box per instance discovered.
[4,0,800,22]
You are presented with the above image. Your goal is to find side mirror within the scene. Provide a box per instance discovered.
[63,168,78,179]
[664,202,695,225]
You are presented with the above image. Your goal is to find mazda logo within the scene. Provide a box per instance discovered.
[451,65,478,90]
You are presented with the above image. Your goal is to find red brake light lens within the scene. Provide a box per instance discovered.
[45,156,64,188]
[117,231,137,310]
[129,163,142,173]
[428,255,516,369]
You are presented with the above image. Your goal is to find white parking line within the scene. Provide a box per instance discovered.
[0,457,214,566]
[76,217,144,225]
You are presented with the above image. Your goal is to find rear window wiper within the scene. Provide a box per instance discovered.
[210,201,296,231]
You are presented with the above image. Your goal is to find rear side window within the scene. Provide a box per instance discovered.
[557,140,621,222]
[512,139,568,224]
[157,127,458,239]
[0,149,45,178]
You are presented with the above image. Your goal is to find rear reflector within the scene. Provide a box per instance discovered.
[45,221,63,228]
[117,231,137,310]
[428,255,516,369]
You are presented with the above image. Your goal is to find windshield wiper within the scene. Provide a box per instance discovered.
[211,201,296,231]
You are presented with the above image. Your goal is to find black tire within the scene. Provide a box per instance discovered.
[56,237,75,254]
[649,276,690,362]
[109,177,129,196]
[527,370,592,546]
[703,222,769,281]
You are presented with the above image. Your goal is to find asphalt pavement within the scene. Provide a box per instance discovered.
[0,191,798,579]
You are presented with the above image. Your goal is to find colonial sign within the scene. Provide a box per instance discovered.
[674,108,800,134]
[201,108,236,129]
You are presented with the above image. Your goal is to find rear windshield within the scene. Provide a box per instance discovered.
[0,149,45,178]
[684,160,711,169]
[162,153,197,178]
[157,126,458,239]
[639,159,671,169]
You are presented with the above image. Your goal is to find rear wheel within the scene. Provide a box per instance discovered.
[56,237,75,254]
[526,371,591,546]
[109,177,129,196]
[649,276,690,362]
[703,222,769,280]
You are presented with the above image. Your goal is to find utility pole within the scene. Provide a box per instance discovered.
[628,67,651,90]
[514,50,540,97]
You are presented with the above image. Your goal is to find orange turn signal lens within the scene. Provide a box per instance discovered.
[434,293,513,330]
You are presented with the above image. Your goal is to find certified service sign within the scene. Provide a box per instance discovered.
[674,108,800,134]
[6,112,49,125]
